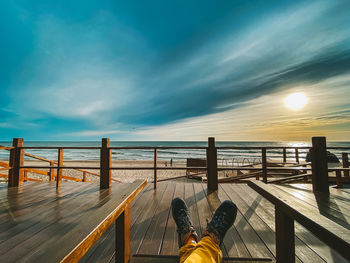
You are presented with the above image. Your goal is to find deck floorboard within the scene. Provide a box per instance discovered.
[3,181,346,262]
[241,184,347,262]
[78,181,350,262]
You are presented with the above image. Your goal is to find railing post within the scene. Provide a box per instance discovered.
[295,148,299,163]
[49,161,55,181]
[100,138,111,189]
[283,148,287,163]
[275,207,295,263]
[207,137,218,191]
[23,171,28,182]
[342,153,349,177]
[115,205,130,263]
[8,138,24,187]
[311,137,329,194]
[56,148,63,188]
[335,170,343,188]
[262,148,267,183]
[83,171,87,182]
[154,148,157,189]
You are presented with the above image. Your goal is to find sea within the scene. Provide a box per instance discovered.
[0,141,349,164]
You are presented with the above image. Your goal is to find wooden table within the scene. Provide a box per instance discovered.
[248,181,350,263]
[0,180,146,263]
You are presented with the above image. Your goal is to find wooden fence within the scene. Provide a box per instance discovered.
[1,137,349,192]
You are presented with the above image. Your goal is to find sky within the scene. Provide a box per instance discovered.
[0,0,350,141]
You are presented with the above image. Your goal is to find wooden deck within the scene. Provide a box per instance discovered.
[80,181,349,263]
[0,181,148,263]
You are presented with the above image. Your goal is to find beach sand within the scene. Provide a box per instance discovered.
[1,160,190,183]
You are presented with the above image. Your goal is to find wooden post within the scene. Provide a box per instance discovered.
[335,170,343,188]
[342,153,349,177]
[262,148,267,183]
[83,171,87,182]
[154,148,157,189]
[207,137,218,191]
[23,171,28,182]
[56,148,63,188]
[283,148,287,163]
[311,137,329,194]
[49,161,55,181]
[295,148,299,163]
[275,207,295,263]
[100,138,111,189]
[115,205,130,263]
[8,138,24,187]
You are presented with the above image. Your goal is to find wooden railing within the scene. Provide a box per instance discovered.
[2,137,349,192]
[1,139,121,186]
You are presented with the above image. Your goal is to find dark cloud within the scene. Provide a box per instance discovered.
[115,48,350,126]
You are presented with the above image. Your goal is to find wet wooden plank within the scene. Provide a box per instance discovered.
[239,184,347,263]
[220,184,275,259]
[130,182,167,256]
[200,183,229,258]
[0,181,146,262]
[288,184,350,213]
[80,184,154,263]
[297,183,350,200]
[1,183,125,261]
[234,184,326,263]
[184,183,201,243]
[0,182,60,224]
[0,183,92,247]
[341,188,350,194]
[248,181,350,262]
[277,185,350,227]
[192,183,213,238]
[224,184,278,259]
[138,183,175,255]
[160,183,185,255]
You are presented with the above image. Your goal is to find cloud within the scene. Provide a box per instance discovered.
[6,10,150,121]
[2,0,350,140]
[132,74,350,141]
[110,0,350,126]
[68,129,125,137]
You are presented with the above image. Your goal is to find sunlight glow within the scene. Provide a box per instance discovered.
[284,93,308,110]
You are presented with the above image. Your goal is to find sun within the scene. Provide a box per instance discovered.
[284,93,308,110]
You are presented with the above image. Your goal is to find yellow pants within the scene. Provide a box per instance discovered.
[179,236,222,263]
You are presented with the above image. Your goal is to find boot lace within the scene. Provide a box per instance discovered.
[176,208,191,234]
[207,211,229,238]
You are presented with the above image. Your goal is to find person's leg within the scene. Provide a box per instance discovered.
[180,235,222,263]
[176,200,237,263]
[171,198,199,261]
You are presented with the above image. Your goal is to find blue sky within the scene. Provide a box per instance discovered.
[1,0,350,141]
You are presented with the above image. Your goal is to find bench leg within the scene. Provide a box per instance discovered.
[116,205,130,263]
[275,207,295,263]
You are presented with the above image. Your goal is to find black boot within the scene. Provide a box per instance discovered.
[203,200,237,245]
[171,198,199,248]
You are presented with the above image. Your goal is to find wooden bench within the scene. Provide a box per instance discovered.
[0,180,146,263]
[186,158,207,179]
[248,181,350,263]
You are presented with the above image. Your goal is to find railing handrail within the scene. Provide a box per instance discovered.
[217,146,311,149]
[0,144,102,179]
[2,144,349,151]
[2,138,349,189]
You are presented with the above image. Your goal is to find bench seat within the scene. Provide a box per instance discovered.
[248,181,350,262]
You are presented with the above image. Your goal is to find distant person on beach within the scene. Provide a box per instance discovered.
[170,158,173,167]
[165,161,167,167]
[171,198,237,263]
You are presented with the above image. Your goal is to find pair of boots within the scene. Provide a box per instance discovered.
[171,198,237,247]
